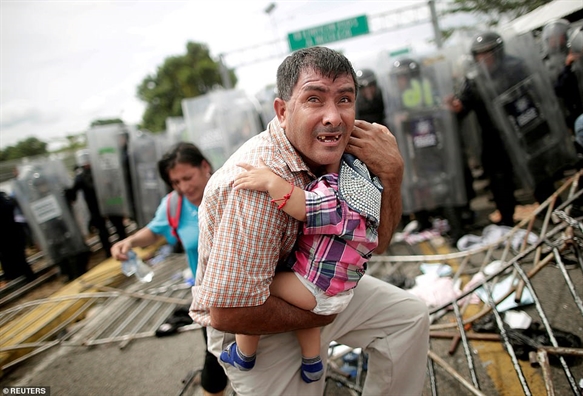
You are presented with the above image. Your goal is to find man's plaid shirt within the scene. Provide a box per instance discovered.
[190,118,314,326]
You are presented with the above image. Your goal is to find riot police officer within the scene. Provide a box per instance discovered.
[355,68,386,125]
[448,32,527,226]
[555,26,583,132]
[541,19,571,83]
[386,55,469,241]
[449,31,575,226]
[13,161,90,281]
[67,150,119,258]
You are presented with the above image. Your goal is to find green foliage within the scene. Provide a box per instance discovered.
[136,41,237,133]
[446,0,553,26]
[90,118,124,127]
[0,137,48,161]
[55,134,86,153]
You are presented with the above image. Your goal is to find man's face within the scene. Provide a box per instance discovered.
[361,84,376,101]
[474,50,496,72]
[397,74,410,91]
[275,69,356,171]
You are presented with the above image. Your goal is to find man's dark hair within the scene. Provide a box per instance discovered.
[276,46,358,101]
[157,142,211,188]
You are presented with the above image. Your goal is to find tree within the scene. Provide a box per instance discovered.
[58,134,86,153]
[445,0,554,27]
[0,137,48,161]
[90,118,124,127]
[136,42,237,133]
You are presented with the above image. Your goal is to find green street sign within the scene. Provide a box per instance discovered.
[287,15,370,52]
[389,47,410,57]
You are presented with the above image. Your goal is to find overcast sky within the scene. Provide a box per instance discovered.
[1,0,458,151]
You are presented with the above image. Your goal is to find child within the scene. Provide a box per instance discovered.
[220,153,383,383]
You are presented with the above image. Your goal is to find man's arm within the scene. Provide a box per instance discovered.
[346,120,404,252]
[209,296,335,335]
[446,78,477,119]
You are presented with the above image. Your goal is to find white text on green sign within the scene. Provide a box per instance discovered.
[288,15,370,51]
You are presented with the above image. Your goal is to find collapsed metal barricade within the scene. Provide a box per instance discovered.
[63,258,195,349]
[367,170,583,396]
[0,254,196,373]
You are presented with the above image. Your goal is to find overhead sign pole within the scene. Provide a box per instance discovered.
[428,0,443,49]
[222,2,452,68]
[287,15,370,52]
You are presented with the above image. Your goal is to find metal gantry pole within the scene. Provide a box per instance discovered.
[428,0,443,49]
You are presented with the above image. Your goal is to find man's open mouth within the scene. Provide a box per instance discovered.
[317,135,341,142]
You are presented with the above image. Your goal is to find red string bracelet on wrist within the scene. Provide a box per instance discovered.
[271,182,295,210]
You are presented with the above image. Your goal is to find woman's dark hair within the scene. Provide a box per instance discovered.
[276,46,358,101]
[157,142,211,188]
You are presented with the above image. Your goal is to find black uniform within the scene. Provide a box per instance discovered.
[0,191,36,282]
[457,54,529,226]
[68,166,125,257]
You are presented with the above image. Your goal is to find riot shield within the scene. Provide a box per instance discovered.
[128,130,170,228]
[182,89,263,170]
[165,116,187,145]
[443,44,483,171]
[85,124,134,218]
[255,84,277,129]
[380,54,467,215]
[12,159,88,264]
[470,32,577,190]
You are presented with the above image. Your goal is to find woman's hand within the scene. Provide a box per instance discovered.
[110,238,133,261]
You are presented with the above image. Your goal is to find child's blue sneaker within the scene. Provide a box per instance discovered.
[220,342,255,371]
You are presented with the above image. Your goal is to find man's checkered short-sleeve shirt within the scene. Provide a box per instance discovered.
[190,118,314,326]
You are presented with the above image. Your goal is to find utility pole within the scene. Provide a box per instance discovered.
[429,0,443,49]
[218,54,232,89]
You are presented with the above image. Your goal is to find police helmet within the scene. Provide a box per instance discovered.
[356,69,376,87]
[75,149,91,167]
[542,19,570,54]
[568,27,583,55]
[31,170,49,191]
[390,58,420,77]
[470,31,504,57]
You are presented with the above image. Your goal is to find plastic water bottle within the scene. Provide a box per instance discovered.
[122,250,138,276]
[135,257,154,283]
[122,250,154,283]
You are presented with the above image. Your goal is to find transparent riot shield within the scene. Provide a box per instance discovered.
[128,130,170,228]
[255,84,277,129]
[182,89,263,170]
[12,159,88,265]
[470,32,577,191]
[85,124,134,218]
[380,54,467,215]
[71,183,91,237]
[443,45,483,171]
[165,116,187,145]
